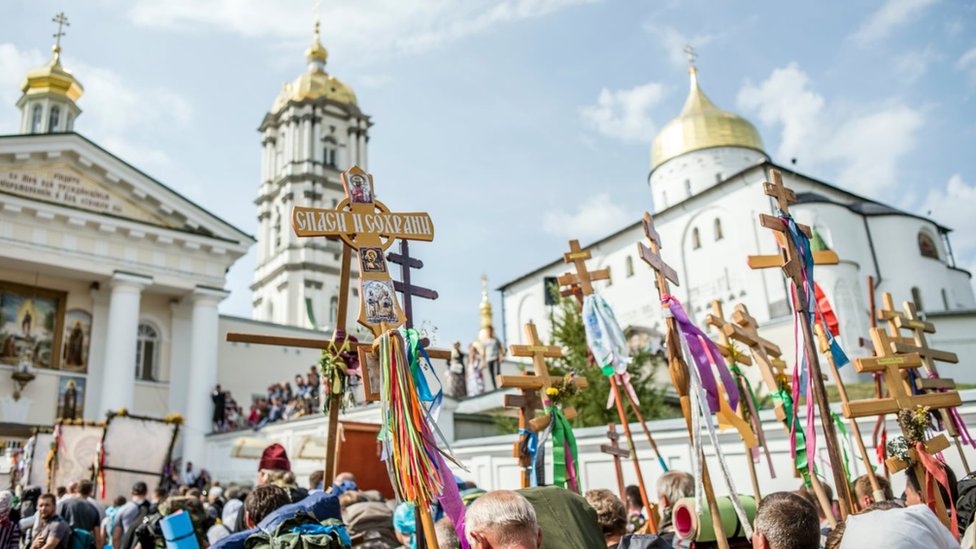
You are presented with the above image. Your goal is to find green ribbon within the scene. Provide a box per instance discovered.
[771,388,812,484]
[830,411,853,484]
[550,409,579,494]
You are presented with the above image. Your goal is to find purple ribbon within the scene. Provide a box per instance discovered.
[433,449,469,549]
[663,295,740,413]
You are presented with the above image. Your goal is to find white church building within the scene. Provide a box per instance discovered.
[498,63,976,383]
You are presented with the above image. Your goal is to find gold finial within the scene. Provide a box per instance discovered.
[51,12,69,60]
[305,0,328,64]
[479,274,493,330]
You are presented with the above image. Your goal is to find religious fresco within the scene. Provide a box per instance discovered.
[61,309,92,373]
[362,279,398,324]
[0,282,66,371]
[56,376,84,420]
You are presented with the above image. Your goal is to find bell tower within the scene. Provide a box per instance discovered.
[17,12,83,135]
[251,16,372,330]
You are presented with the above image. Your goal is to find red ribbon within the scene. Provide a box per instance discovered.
[813,282,840,337]
[915,442,959,540]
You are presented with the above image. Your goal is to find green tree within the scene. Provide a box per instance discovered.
[547,294,674,427]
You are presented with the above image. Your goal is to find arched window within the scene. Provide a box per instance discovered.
[918,232,939,260]
[625,256,634,277]
[135,322,160,381]
[911,287,924,312]
[47,106,61,132]
[274,208,282,250]
[685,179,692,197]
[31,105,43,133]
[323,136,337,167]
[941,288,950,310]
[692,227,701,250]
[605,266,613,287]
[714,218,723,241]
[329,295,339,325]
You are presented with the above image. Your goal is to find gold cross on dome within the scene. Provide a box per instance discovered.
[52,12,69,49]
[684,44,697,67]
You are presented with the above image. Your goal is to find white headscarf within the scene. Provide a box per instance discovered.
[841,505,960,549]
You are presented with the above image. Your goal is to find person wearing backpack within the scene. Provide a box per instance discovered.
[57,482,100,549]
[27,495,72,549]
[112,484,151,549]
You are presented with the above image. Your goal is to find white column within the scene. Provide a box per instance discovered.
[84,288,110,419]
[99,272,152,415]
[181,286,228,466]
[167,300,193,415]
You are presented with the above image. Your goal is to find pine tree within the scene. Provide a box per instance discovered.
[547,294,673,427]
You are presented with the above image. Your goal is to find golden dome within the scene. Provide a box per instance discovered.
[479,274,493,330]
[19,46,84,103]
[651,67,764,170]
[271,19,356,113]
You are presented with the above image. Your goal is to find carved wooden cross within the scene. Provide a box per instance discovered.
[718,303,789,422]
[557,239,610,298]
[498,322,587,431]
[600,422,629,500]
[887,302,969,471]
[636,212,730,547]
[843,328,961,419]
[844,327,962,528]
[746,170,839,276]
[292,166,434,335]
[746,169,852,518]
[387,240,439,330]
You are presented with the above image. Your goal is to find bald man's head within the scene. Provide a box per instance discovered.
[465,490,542,549]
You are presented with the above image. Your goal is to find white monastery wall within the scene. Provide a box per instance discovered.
[648,148,767,211]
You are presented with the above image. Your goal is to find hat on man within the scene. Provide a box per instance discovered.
[259,443,290,471]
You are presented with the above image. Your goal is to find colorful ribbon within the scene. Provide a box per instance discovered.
[916,442,960,540]
[550,409,579,493]
[517,429,540,486]
[661,295,739,413]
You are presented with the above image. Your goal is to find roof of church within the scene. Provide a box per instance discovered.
[498,160,953,291]
[650,66,766,171]
[0,131,254,244]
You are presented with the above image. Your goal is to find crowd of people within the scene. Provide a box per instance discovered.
[211,367,322,433]
[2,448,972,549]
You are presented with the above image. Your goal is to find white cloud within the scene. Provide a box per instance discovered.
[543,193,633,239]
[920,174,976,275]
[579,82,667,142]
[737,62,924,196]
[894,47,942,82]
[958,47,976,81]
[126,0,599,61]
[851,0,939,45]
[643,24,717,68]
[0,43,192,168]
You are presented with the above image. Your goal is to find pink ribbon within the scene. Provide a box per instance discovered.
[433,449,469,549]
[662,295,739,413]
[606,372,641,410]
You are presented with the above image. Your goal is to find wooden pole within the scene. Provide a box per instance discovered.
[323,245,352,488]
[808,474,838,527]
[617,378,668,473]
[815,325,883,507]
[736,375,762,503]
[609,376,657,534]
[797,308,852,519]
[605,422,627,502]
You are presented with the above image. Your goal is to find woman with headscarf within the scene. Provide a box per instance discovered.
[0,491,20,549]
[393,502,415,549]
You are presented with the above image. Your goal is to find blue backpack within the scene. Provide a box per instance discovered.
[68,527,96,549]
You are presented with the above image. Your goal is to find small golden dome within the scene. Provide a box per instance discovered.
[479,274,493,330]
[271,19,356,113]
[20,46,84,103]
[651,67,764,170]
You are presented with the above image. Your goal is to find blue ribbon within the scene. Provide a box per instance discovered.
[518,428,540,486]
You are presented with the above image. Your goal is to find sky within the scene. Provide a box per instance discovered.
[1,0,974,346]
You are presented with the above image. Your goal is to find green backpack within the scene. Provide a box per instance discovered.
[244,512,350,549]
[68,527,96,549]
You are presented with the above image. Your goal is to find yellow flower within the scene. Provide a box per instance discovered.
[546,387,559,397]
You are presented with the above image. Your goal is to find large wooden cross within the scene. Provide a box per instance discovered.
[556,240,610,298]
[600,423,629,501]
[637,212,730,548]
[719,303,789,422]
[292,166,434,334]
[387,240,439,330]
[844,326,962,527]
[746,169,853,518]
[559,237,663,533]
[891,300,970,471]
[705,300,762,501]
[498,322,587,431]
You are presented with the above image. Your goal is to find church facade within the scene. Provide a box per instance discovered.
[499,64,976,383]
